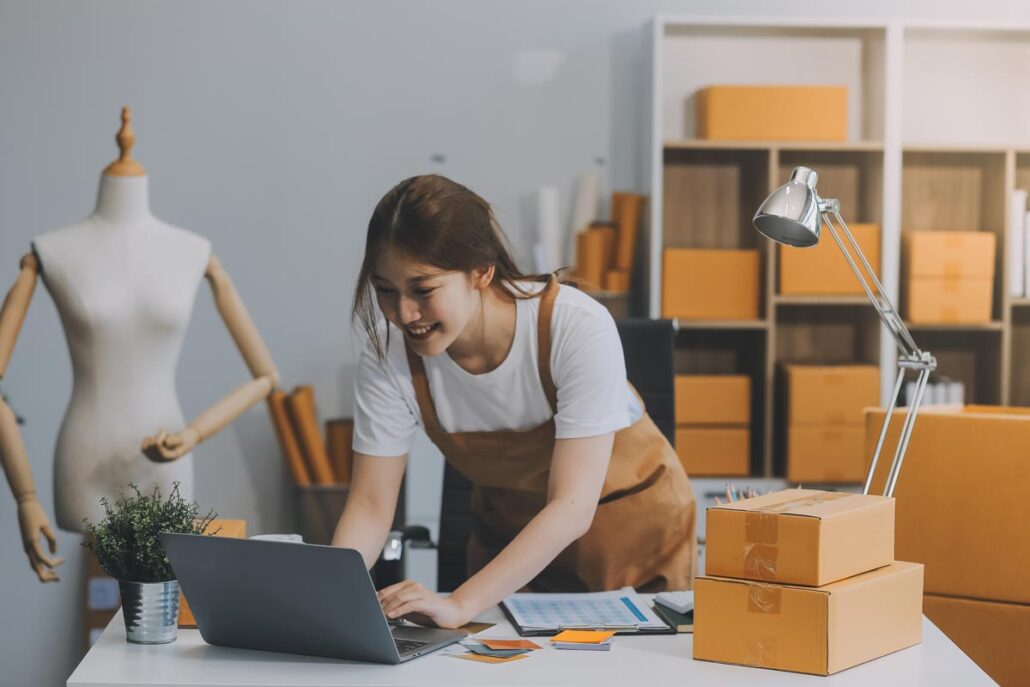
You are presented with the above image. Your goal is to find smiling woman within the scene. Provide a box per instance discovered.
[333,174,697,630]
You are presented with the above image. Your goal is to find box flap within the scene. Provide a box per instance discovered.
[709,489,889,521]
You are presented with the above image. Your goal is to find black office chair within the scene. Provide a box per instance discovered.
[380,318,680,592]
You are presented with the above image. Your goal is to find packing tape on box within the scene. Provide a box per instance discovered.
[746,636,779,669]
[747,583,782,615]
[742,492,849,580]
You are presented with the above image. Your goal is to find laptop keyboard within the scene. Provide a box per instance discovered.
[394,638,430,655]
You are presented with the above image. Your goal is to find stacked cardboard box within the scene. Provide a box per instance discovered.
[779,223,881,295]
[696,85,848,141]
[674,375,750,476]
[906,231,995,324]
[865,405,1030,686]
[787,365,879,483]
[695,489,924,675]
[662,249,760,320]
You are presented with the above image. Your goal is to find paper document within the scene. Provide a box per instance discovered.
[502,587,668,632]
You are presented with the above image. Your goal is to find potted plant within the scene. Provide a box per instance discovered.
[82,482,217,644]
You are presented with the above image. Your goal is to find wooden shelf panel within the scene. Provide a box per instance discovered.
[665,139,884,152]
[905,321,1004,331]
[775,295,872,306]
[676,319,769,330]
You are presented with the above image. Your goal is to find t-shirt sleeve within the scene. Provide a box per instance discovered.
[352,330,420,457]
[550,301,632,439]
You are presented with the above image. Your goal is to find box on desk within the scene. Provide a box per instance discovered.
[178,519,247,628]
[675,427,750,476]
[780,223,880,295]
[705,489,894,586]
[662,249,759,320]
[675,375,750,425]
[696,85,848,141]
[694,561,923,676]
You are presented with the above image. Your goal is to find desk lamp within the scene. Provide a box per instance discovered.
[753,166,937,497]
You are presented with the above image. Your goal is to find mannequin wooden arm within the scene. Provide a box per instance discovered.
[142,255,279,462]
[0,253,62,582]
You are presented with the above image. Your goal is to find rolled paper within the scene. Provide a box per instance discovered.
[604,269,631,293]
[576,229,607,292]
[568,172,600,269]
[537,186,562,272]
[613,192,643,271]
[589,221,617,270]
[326,418,354,484]
[285,386,335,485]
[267,390,310,486]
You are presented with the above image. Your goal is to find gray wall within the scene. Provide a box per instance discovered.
[1,1,1027,685]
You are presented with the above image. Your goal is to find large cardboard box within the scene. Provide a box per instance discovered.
[706,489,894,586]
[662,249,760,320]
[787,426,868,483]
[696,85,848,142]
[178,519,247,628]
[675,375,750,425]
[694,561,924,676]
[907,276,993,323]
[787,365,880,426]
[780,223,880,295]
[675,427,750,476]
[923,594,1030,687]
[865,406,1030,604]
[907,231,996,278]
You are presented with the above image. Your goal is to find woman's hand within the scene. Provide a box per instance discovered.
[377,580,471,629]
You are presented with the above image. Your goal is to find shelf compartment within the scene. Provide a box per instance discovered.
[910,328,1003,405]
[1010,308,1030,406]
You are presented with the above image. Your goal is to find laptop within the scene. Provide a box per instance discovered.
[159,533,467,664]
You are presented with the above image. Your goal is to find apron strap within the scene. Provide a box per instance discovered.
[404,340,442,432]
[537,275,560,415]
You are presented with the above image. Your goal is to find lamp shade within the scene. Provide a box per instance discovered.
[753,166,822,247]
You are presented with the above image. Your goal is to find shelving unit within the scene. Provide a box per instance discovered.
[646,18,1030,478]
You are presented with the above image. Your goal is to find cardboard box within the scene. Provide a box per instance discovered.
[907,276,992,323]
[178,519,247,627]
[675,375,750,425]
[923,594,1030,687]
[787,365,880,426]
[706,489,894,586]
[779,223,880,295]
[694,561,923,676]
[696,85,848,142]
[675,427,750,476]
[663,249,760,320]
[865,406,1030,604]
[788,426,868,483]
[907,231,996,278]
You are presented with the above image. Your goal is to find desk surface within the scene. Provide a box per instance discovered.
[68,605,993,687]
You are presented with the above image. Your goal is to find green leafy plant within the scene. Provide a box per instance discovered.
[81,482,218,583]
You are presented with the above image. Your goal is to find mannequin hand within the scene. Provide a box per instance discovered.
[377,580,472,629]
[141,427,200,463]
[17,497,62,583]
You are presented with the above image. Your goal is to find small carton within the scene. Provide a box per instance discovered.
[787,426,868,483]
[696,85,848,142]
[694,561,924,676]
[675,375,750,425]
[178,519,247,627]
[907,276,992,323]
[779,223,880,295]
[705,489,894,586]
[907,231,995,278]
[662,249,760,320]
[787,365,880,426]
[675,427,750,476]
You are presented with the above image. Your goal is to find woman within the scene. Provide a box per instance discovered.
[332,174,695,629]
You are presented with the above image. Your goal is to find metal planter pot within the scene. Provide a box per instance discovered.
[118,579,180,644]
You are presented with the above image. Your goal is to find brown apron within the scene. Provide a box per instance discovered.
[404,276,697,592]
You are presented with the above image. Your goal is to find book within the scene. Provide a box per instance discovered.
[652,603,694,633]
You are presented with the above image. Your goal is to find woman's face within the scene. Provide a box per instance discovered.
[372,247,488,357]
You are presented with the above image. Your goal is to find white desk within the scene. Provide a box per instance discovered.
[68,606,993,687]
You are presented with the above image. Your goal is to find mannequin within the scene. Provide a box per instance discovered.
[0,108,279,582]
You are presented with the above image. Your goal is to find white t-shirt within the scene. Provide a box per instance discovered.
[352,281,643,457]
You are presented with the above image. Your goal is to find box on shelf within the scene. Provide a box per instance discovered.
[662,249,760,320]
[675,427,750,476]
[907,276,992,323]
[907,231,995,278]
[696,85,848,142]
[179,519,247,628]
[675,375,750,425]
[694,561,923,676]
[905,230,995,323]
[705,489,894,586]
[923,594,1030,687]
[787,365,880,426]
[787,426,868,483]
[865,405,1030,604]
[779,223,880,295]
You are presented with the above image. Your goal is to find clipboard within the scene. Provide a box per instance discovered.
[499,587,676,637]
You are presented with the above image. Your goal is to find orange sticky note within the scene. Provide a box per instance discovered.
[452,652,529,664]
[550,630,616,644]
[480,639,541,650]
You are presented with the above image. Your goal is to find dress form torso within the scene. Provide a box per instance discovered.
[33,174,210,530]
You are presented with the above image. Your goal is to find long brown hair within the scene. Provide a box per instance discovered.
[353,174,554,360]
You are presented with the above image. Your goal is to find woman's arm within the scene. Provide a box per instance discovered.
[379,432,613,628]
[331,452,407,569]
